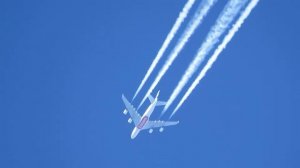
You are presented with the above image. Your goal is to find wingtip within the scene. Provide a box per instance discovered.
[122,94,127,101]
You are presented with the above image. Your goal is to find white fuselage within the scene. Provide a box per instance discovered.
[131,98,157,139]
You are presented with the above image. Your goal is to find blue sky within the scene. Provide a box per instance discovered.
[0,0,299,167]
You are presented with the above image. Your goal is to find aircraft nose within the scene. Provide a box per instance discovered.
[130,133,136,139]
[131,127,139,139]
[131,128,138,139]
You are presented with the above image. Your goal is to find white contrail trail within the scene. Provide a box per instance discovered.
[162,0,247,115]
[138,0,217,108]
[132,0,196,100]
[171,0,259,118]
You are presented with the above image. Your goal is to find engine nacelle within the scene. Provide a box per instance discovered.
[149,129,153,134]
[159,127,164,132]
[123,109,128,115]
[128,118,132,123]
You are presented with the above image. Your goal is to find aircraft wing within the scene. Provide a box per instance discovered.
[142,120,179,130]
[122,94,141,125]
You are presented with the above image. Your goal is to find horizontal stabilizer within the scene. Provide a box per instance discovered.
[148,94,154,103]
[156,101,166,106]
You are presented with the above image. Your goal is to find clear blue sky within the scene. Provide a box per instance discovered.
[0,0,299,167]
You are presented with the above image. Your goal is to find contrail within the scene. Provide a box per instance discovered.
[162,0,247,115]
[138,0,217,108]
[171,0,259,118]
[132,0,196,100]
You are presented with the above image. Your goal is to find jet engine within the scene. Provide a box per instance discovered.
[128,118,132,123]
[149,129,153,134]
[159,127,164,132]
[123,109,128,115]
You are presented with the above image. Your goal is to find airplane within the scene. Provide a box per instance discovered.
[122,91,179,139]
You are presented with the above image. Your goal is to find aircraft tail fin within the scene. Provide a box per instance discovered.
[148,90,166,106]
